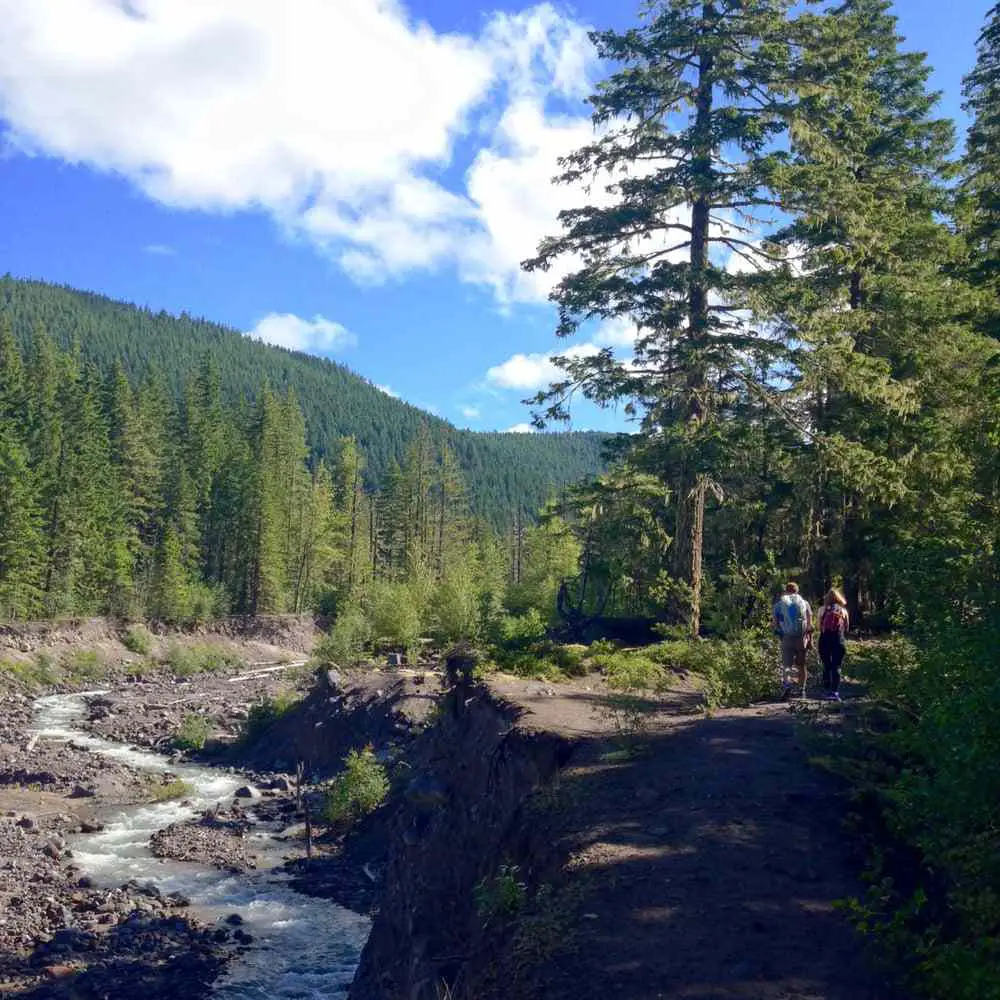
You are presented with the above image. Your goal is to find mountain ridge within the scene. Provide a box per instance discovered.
[0,275,613,525]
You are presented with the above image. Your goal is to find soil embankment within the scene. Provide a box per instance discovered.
[351,676,900,1000]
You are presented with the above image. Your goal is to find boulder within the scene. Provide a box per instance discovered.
[234,785,260,800]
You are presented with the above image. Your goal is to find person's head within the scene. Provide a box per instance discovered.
[784,582,799,595]
[825,587,847,607]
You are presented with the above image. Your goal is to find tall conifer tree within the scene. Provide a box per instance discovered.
[525,0,801,634]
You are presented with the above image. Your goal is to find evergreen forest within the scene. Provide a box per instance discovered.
[0,276,610,530]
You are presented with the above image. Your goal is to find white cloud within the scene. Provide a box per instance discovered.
[460,405,481,419]
[375,384,399,398]
[486,342,599,390]
[143,243,176,256]
[0,0,602,300]
[506,422,536,433]
[593,316,639,348]
[247,312,356,355]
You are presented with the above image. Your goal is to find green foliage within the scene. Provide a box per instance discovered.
[163,642,241,678]
[834,626,1000,1000]
[649,639,777,711]
[122,624,154,655]
[495,609,547,649]
[63,649,105,681]
[590,648,667,694]
[0,277,608,538]
[474,864,527,923]
[147,778,194,802]
[368,580,424,658]
[0,654,62,691]
[316,603,373,666]
[173,714,212,751]
[321,746,390,826]
[240,690,300,745]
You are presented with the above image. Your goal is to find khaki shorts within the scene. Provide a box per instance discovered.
[781,634,808,669]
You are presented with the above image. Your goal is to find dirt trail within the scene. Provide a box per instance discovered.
[488,679,894,1000]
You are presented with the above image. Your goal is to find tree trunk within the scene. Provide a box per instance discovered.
[672,4,714,637]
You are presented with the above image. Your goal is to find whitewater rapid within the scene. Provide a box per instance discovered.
[31,692,371,999]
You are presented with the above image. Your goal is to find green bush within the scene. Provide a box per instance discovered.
[64,649,105,681]
[123,625,154,655]
[370,581,424,658]
[147,778,194,802]
[474,864,528,922]
[164,643,241,678]
[497,609,547,649]
[322,746,390,826]
[240,690,300,745]
[845,625,1000,1000]
[174,713,212,751]
[316,602,372,666]
[1,654,63,690]
[429,573,481,645]
[591,648,667,693]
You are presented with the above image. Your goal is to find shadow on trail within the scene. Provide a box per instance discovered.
[516,708,895,1000]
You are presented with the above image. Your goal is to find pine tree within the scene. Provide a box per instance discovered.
[0,322,43,618]
[525,0,801,634]
[769,0,968,616]
[962,1,1000,337]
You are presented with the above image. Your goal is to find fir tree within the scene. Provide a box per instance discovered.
[962,1,1000,336]
[524,0,801,634]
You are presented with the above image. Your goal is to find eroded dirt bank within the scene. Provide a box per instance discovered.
[350,677,903,1000]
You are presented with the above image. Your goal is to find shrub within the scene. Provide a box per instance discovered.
[649,637,777,711]
[174,713,212,751]
[591,649,667,693]
[369,581,424,658]
[148,778,194,802]
[123,625,154,655]
[164,643,241,678]
[1,654,63,690]
[843,625,1000,1000]
[316,602,372,666]
[64,649,104,681]
[428,574,481,645]
[240,690,300,745]
[321,746,390,826]
[474,864,527,922]
[497,609,547,649]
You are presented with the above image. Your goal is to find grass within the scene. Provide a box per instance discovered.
[122,624,155,655]
[163,642,242,678]
[63,648,105,681]
[147,778,195,802]
[240,689,301,745]
[173,713,212,751]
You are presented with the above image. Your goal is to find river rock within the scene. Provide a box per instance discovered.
[234,784,261,800]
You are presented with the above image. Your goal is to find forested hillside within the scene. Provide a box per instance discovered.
[0,276,610,526]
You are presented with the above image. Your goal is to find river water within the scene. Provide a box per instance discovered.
[31,692,371,999]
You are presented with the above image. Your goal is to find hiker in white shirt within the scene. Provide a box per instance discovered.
[772,582,813,697]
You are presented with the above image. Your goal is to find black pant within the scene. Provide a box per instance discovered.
[819,635,846,693]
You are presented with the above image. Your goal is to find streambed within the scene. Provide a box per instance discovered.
[31,693,370,999]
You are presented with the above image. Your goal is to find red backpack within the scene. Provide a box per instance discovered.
[820,605,846,636]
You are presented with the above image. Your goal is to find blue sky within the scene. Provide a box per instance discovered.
[0,0,992,432]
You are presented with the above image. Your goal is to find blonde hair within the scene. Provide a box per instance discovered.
[825,588,847,607]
